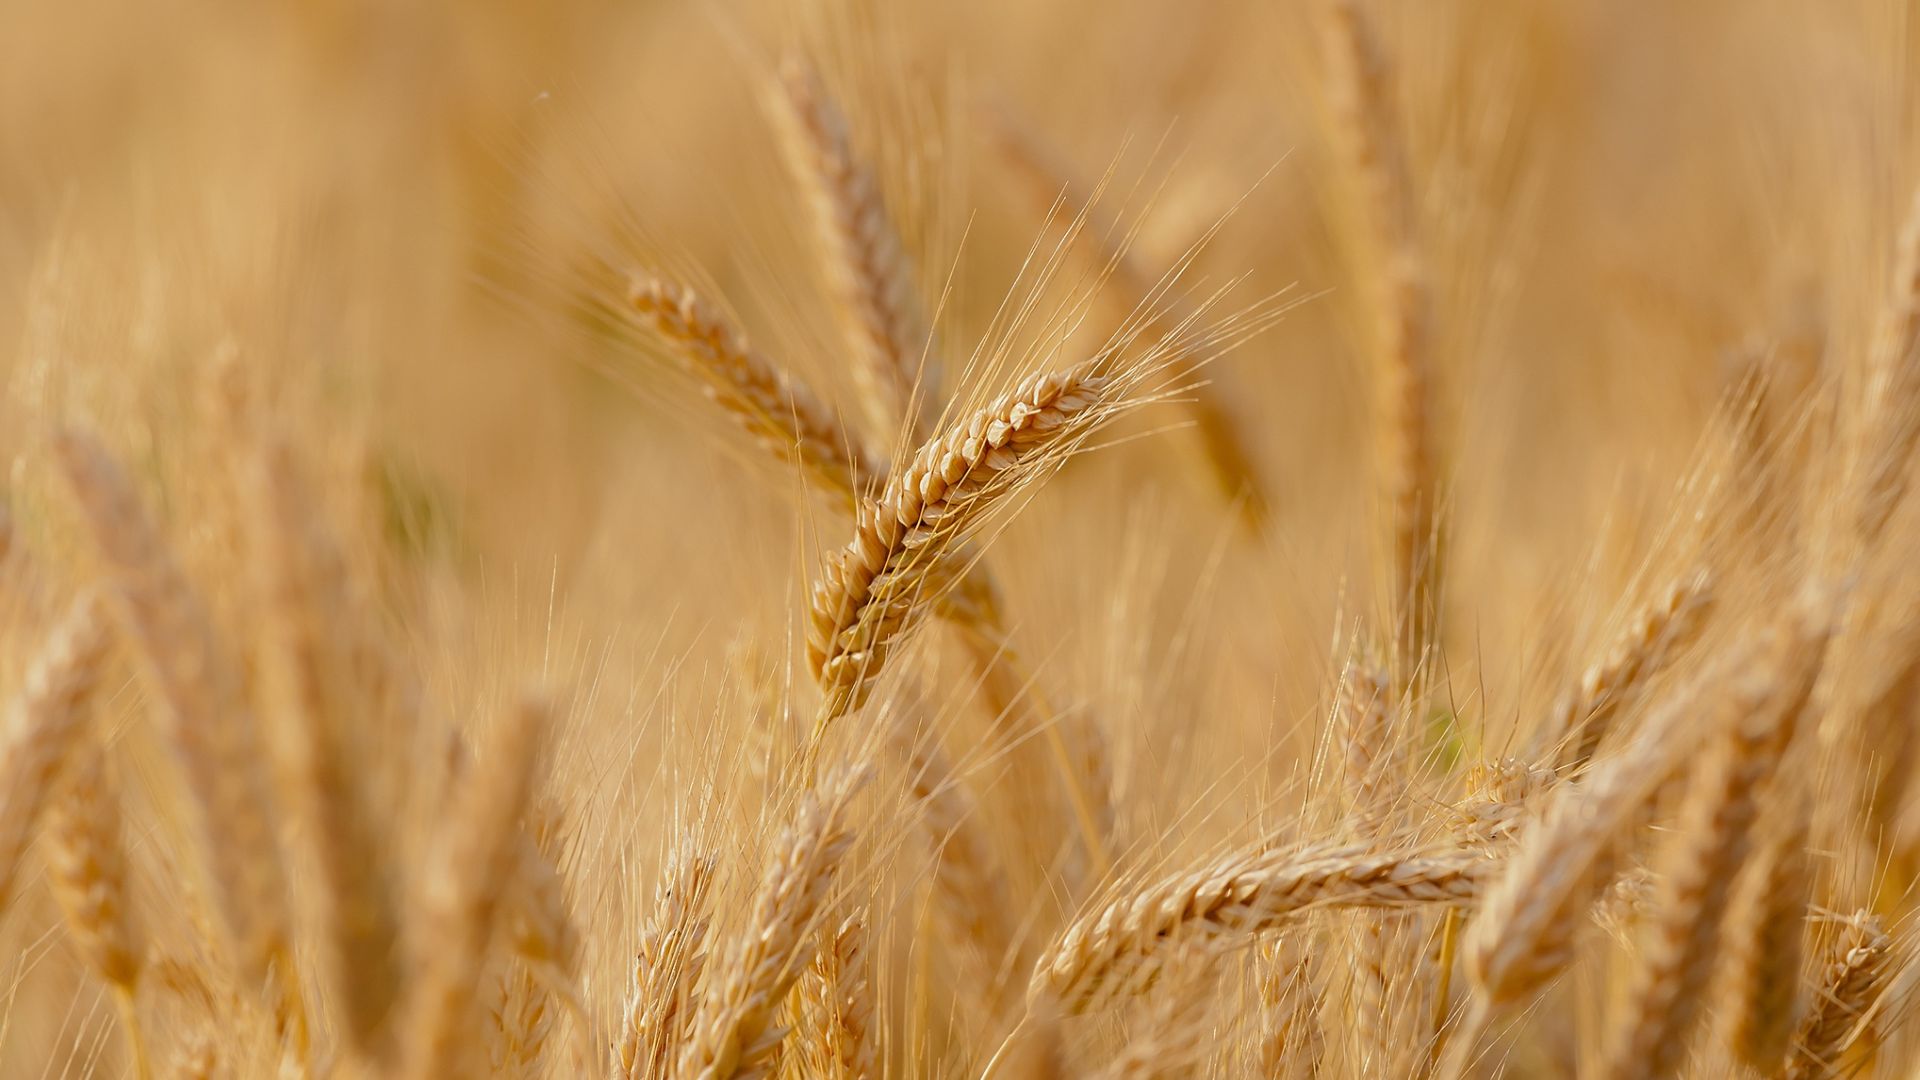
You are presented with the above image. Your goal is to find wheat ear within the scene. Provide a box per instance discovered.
[806,359,1113,731]
[245,434,404,1054]
[1551,567,1715,769]
[676,766,869,1080]
[1323,0,1441,673]
[629,277,881,501]
[45,730,149,1079]
[615,842,716,1080]
[773,55,933,442]
[1718,777,1814,1073]
[397,697,549,1079]
[1852,185,1920,551]
[1779,911,1894,1080]
[1031,842,1487,1014]
[1600,598,1834,1080]
[54,433,297,1003]
[0,590,110,914]
[798,913,877,1079]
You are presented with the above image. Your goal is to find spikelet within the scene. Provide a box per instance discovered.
[1780,912,1893,1080]
[1032,841,1487,1013]
[1600,598,1834,1080]
[397,697,549,1079]
[676,767,869,1080]
[244,433,403,1053]
[0,590,110,914]
[54,432,294,992]
[628,277,880,503]
[808,360,1113,728]
[1322,0,1440,671]
[773,55,932,442]
[616,842,716,1080]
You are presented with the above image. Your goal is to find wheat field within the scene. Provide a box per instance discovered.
[3,0,1920,1077]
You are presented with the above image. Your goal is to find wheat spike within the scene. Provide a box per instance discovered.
[1779,911,1893,1080]
[806,359,1113,729]
[774,55,933,442]
[397,696,549,1079]
[0,590,110,914]
[676,767,868,1080]
[1323,0,1441,671]
[629,276,881,502]
[616,842,716,1080]
[45,730,149,1079]
[1256,939,1324,1078]
[1852,186,1920,551]
[1031,842,1487,1014]
[245,433,404,1053]
[1551,567,1715,769]
[1719,778,1813,1073]
[1601,599,1833,1080]
[798,913,877,1080]
[54,431,296,996]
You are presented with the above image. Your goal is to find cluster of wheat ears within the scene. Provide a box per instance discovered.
[7,0,1920,1077]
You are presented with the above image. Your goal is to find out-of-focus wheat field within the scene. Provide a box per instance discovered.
[4,0,1920,1077]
